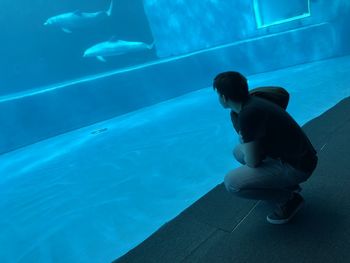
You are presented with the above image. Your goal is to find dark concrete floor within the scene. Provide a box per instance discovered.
[113,95,350,263]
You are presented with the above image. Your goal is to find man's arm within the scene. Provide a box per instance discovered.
[240,131,263,168]
[242,140,263,168]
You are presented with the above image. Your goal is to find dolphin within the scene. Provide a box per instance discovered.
[83,38,155,62]
[44,0,114,33]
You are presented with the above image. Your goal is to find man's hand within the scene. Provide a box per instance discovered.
[230,111,240,133]
[241,139,263,168]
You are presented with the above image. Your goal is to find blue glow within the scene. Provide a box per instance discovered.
[1,0,350,262]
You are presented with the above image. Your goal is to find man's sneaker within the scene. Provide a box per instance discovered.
[266,192,305,224]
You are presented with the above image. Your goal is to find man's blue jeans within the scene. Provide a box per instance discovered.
[224,144,315,205]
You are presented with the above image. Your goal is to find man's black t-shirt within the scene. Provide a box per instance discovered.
[235,96,317,173]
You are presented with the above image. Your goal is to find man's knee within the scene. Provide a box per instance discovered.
[224,172,241,193]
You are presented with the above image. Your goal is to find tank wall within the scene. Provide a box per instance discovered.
[144,0,350,57]
[3,0,350,96]
[0,22,342,154]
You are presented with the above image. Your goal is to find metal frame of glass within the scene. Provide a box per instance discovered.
[253,0,311,28]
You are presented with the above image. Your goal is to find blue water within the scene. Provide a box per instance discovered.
[1,0,350,262]
[2,0,349,95]
[0,0,154,95]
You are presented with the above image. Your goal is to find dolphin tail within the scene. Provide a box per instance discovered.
[106,0,114,16]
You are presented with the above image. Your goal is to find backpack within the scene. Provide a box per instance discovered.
[249,86,289,110]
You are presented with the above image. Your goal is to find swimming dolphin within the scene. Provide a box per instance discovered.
[83,38,155,62]
[44,0,114,33]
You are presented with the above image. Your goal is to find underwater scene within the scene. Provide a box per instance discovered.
[1,0,350,262]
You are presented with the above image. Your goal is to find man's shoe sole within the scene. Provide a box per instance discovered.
[266,199,305,224]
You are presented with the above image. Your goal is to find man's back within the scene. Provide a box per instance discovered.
[237,96,317,173]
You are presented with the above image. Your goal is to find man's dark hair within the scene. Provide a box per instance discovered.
[213,71,249,103]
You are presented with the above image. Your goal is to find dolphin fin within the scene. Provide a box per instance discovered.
[97,56,107,62]
[147,40,155,49]
[106,0,114,16]
[62,28,72,33]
